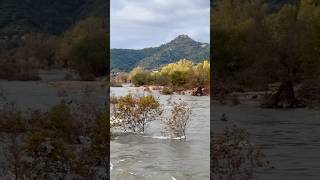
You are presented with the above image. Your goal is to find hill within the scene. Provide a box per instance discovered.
[0,0,106,35]
[111,35,210,72]
[0,0,107,52]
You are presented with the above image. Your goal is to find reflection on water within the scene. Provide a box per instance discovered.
[213,104,320,180]
[111,87,210,180]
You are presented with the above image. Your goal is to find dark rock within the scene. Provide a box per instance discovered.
[192,86,204,96]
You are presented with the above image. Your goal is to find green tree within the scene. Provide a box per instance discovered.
[171,71,186,86]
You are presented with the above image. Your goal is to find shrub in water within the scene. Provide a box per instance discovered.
[211,124,269,180]
[111,94,162,132]
[161,87,173,95]
[163,101,191,139]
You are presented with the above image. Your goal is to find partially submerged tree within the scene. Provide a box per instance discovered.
[212,124,269,180]
[111,94,163,133]
[162,101,192,139]
[0,100,110,179]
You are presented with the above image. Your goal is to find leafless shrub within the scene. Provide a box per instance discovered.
[162,101,192,139]
[1,133,25,180]
[212,124,269,180]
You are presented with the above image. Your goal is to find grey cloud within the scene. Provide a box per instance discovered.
[111,0,210,49]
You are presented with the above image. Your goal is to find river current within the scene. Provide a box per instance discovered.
[110,86,210,180]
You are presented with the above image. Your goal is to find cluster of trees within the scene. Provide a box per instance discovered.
[0,100,109,179]
[125,59,210,89]
[0,17,108,81]
[213,0,320,91]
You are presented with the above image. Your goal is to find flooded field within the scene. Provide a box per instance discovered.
[213,103,320,180]
[111,87,210,180]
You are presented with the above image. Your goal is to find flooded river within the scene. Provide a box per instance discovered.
[3,80,317,179]
[110,87,210,180]
[0,80,106,111]
[213,103,320,180]
[0,79,106,178]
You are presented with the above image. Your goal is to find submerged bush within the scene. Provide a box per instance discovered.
[161,87,173,95]
[212,124,269,180]
[162,101,192,139]
[0,100,110,179]
[111,94,162,132]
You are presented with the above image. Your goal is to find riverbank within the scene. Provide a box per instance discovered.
[213,81,320,109]
[111,83,210,96]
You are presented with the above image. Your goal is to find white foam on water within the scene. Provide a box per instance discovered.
[171,176,177,180]
[110,163,113,171]
[146,135,186,140]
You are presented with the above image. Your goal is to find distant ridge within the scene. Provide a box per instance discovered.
[111,35,210,72]
[0,0,107,53]
[0,0,106,36]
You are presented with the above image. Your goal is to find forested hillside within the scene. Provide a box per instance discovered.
[0,0,105,35]
[0,0,107,53]
[0,0,108,81]
[111,35,210,71]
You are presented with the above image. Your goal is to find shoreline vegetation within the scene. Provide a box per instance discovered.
[111,59,210,96]
[213,0,320,109]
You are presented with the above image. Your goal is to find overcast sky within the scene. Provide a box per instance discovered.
[111,0,210,49]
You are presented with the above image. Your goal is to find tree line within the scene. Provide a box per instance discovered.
[212,0,320,106]
[113,59,210,91]
[0,17,108,81]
